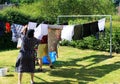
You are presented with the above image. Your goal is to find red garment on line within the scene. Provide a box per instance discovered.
[5,22,11,33]
[40,35,48,44]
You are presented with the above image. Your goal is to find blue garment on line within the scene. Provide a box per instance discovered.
[11,23,23,42]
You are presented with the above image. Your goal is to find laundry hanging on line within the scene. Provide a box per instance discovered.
[34,23,48,40]
[61,25,75,41]
[17,37,22,48]
[5,22,11,33]
[28,22,37,30]
[72,24,83,40]
[98,18,106,31]
[48,25,63,57]
[97,18,106,39]
[34,23,49,59]
[11,23,23,42]
[10,17,106,47]
[61,18,106,41]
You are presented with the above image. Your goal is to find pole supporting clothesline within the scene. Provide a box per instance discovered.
[57,15,112,57]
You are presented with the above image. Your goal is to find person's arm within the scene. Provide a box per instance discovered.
[34,37,41,49]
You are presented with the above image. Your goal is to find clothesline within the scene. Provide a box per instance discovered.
[57,15,112,57]
[9,18,105,43]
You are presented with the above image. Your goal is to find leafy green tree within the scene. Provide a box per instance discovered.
[39,0,115,22]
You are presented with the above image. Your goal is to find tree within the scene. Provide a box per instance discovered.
[39,0,115,21]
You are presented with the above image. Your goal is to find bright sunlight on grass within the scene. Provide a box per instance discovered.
[0,46,120,84]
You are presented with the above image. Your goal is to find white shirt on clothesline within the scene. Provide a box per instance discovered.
[34,24,48,40]
[98,18,106,31]
[28,22,37,30]
[61,25,75,41]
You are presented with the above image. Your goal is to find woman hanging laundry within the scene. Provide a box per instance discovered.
[15,29,40,84]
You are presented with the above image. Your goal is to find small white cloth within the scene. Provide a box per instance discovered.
[98,18,106,31]
[34,24,48,40]
[28,22,37,30]
[17,37,22,48]
[61,25,75,41]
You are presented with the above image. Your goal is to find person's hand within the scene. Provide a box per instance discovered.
[21,25,28,35]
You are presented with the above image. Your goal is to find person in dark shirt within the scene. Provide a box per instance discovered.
[15,29,40,84]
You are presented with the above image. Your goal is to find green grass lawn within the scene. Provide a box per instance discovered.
[0,46,120,84]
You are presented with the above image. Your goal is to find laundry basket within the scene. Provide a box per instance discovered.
[0,68,7,77]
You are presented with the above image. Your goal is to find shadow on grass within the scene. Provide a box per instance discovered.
[5,74,14,77]
[34,75,48,83]
[35,80,86,84]
[54,54,111,67]
[46,54,120,83]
